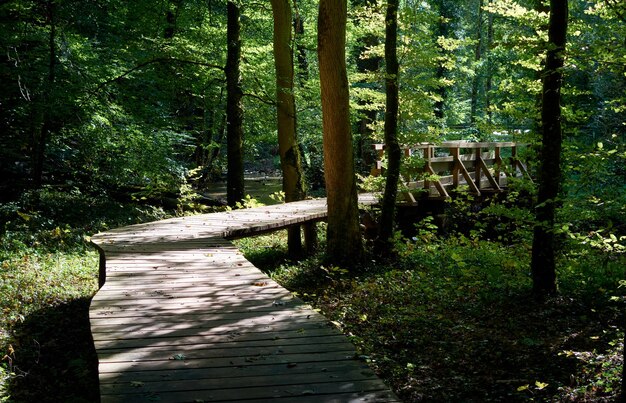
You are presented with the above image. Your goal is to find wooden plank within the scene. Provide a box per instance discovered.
[100,380,395,403]
[94,327,347,350]
[98,360,374,384]
[100,368,382,395]
[90,314,339,341]
[97,334,351,355]
[97,341,356,363]
[97,351,361,373]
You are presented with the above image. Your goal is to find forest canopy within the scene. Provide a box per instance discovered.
[1,0,623,203]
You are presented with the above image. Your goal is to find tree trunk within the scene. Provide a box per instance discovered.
[33,0,57,189]
[271,0,307,257]
[485,0,494,124]
[531,0,568,296]
[434,0,453,121]
[470,0,484,124]
[226,1,245,206]
[318,0,362,265]
[352,0,381,174]
[378,0,400,247]
[293,10,309,85]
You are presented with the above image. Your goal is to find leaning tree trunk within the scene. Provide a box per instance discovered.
[378,0,401,247]
[271,0,307,257]
[318,0,362,265]
[531,0,568,296]
[226,0,245,207]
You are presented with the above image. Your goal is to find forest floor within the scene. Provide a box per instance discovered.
[0,189,624,402]
[237,229,625,402]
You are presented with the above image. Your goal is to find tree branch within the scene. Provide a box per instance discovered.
[242,91,276,106]
[92,57,224,93]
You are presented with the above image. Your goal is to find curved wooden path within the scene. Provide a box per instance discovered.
[89,194,399,402]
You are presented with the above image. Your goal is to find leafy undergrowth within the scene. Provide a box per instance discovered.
[240,231,625,402]
[0,187,177,402]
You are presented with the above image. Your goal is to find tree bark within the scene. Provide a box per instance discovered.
[434,0,453,121]
[271,0,307,257]
[378,0,401,247]
[470,0,484,124]
[292,8,309,85]
[485,0,494,124]
[531,0,568,296]
[33,0,57,189]
[352,0,381,174]
[318,0,362,265]
[226,1,245,206]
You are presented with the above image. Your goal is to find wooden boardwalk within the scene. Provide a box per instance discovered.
[90,194,399,402]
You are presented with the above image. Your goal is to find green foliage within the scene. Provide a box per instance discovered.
[0,187,180,401]
[233,194,265,209]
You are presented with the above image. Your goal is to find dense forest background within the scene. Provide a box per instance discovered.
[1,0,623,201]
[1,0,626,401]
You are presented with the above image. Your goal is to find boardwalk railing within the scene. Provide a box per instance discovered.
[371,141,531,202]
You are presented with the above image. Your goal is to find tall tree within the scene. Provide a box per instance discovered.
[318,0,362,264]
[32,0,57,189]
[292,3,309,85]
[226,0,245,206]
[531,0,568,296]
[433,0,453,121]
[378,0,400,246]
[270,0,307,256]
[351,0,382,173]
[470,0,484,124]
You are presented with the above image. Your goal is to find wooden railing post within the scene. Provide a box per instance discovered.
[475,146,482,192]
[304,222,318,255]
[495,145,503,187]
[423,145,431,193]
[451,145,460,187]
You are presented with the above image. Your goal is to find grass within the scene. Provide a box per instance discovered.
[0,186,174,402]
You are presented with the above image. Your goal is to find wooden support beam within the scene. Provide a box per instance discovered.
[477,155,501,191]
[303,222,318,254]
[495,146,503,187]
[453,154,481,196]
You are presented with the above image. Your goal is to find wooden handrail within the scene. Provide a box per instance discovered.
[371,142,531,202]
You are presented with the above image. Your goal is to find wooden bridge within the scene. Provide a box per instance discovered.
[371,141,531,203]
[89,194,400,402]
[89,142,528,401]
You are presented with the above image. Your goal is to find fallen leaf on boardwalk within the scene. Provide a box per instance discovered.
[171,353,186,360]
[253,281,269,286]
[130,381,144,387]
